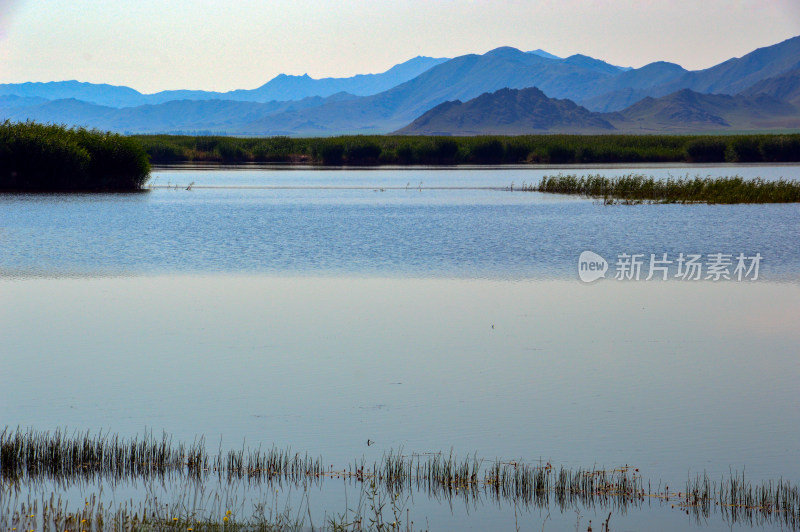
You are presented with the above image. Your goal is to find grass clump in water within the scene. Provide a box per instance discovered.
[3,428,800,530]
[0,121,150,190]
[534,173,800,204]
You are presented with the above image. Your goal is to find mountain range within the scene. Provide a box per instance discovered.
[2,36,800,135]
[0,56,447,108]
[398,85,800,135]
[396,87,616,135]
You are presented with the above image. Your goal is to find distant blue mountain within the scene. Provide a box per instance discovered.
[397,87,616,135]
[527,49,630,72]
[0,56,448,108]
[741,68,800,106]
[3,37,800,135]
[580,36,800,111]
[0,93,358,134]
[237,47,624,134]
[0,81,144,108]
[237,56,449,102]
[527,49,561,60]
[563,54,630,74]
[613,88,800,131]
[240,38,800,135]
[580,61,689,111]
[0,94,50,108]
[397,85,800,135]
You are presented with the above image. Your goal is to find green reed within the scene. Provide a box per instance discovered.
[3,428,799,530]
[534,173,800,203]
[0,120,150,190]
[135,133,800,165]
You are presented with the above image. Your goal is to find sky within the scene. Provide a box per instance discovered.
[1,0,799,94]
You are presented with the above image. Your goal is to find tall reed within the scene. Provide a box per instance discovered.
[534,173,800,203]
[0,121,150,190]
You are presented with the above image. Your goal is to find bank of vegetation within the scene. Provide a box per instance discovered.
[534,174,800,204]
[136,133,800,165]
[0,121,150,191]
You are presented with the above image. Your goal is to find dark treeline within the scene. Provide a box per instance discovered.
[136,133,800,165]
[0,121,150,191]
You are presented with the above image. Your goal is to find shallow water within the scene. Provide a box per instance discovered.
[1,166,799,530]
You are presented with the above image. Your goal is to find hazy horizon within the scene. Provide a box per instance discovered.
[1,0,799,93]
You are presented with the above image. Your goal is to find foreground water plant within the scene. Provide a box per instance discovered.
[2,428,799,530]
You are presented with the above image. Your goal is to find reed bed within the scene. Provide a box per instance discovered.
[136,133,800,165]
[0,121,150,190]
[533,173,800,203]
[2,428,799,530]
[215,445,322,484]
[0,427,207,482]
[683,472,800,530]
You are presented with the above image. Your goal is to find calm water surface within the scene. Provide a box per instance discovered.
[1,166,799,531]
[1,165,799,279]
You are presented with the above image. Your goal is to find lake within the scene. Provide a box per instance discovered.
[1,165,799,531]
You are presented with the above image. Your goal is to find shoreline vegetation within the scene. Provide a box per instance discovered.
[533,174,800,204]
[2,121,800,193]
[2,428,799,531]
[0,121,150,191]
[138,133,800,165]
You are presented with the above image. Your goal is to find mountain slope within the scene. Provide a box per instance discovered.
[0,94,50,109]
[740,69,800,106]
[563,54,628,74]
[396,87,615,134]
[1,98,117,125]
[665,35,800,95]
[583,36,800,112]
[580,62,688,111]
[396,85,800,135]
[610,89,800,131]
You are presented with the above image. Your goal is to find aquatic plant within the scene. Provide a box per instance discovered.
[134,133,800,165]
[534,173,800,203]
[0,120,150,190]
[2,428,799,530]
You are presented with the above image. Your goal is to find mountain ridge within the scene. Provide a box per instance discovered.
[580,35,800,112]
[2,36,800,135]
[396,87,616,134]
[0,56,448,108]
[396,86,800,135]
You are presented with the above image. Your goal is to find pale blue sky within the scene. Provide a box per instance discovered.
[1,0,799,93]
